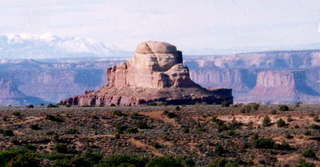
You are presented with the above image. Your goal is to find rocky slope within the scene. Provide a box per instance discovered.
[61,41,233,106]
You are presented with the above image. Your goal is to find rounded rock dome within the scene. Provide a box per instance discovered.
[135,41,177,54]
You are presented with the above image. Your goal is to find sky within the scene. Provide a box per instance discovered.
[1,0,320,54]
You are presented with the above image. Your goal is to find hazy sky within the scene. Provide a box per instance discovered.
[1,0,320,53]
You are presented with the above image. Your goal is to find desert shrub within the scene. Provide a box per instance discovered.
[214,144,224,155]
[253,138,275,149]
[175,106,181,111]
[285,134,294,139]
[46,115,64,122]
[0,147,40,167]
[52,158,72,167]
[54,144,69,154]
[26,104,34,108]
[274,142,292,150]
[221,101,231,107]
[2,130,14,137]
[127,128,139,134]
[240,105,251,113]
[276,119,287,127]
[67,152,102,167]
[313,116,320,122]
[309,124,320,130]
[30,124,41,130]
[12,112,21,117]
[115,123,128,134]
[303,149,317,159]
[262,116,272,127]
[229,119,243,129]
[270,110,277,115]
[146,157,190,167]
[249,103,260,111]
[296,159,316,167]
[65,128,78,134]
[278,105,289,111]
[211,117,240,132]
[207,158,239,167]
[97,155,147,167]
[48,104,59,108]
[135,121,150,129]
[295,101,303,108]
[287,116,294,122]
[147,102,158,106]
[240,103,259,113]
[163,111,177,118]
[112,110,126,117]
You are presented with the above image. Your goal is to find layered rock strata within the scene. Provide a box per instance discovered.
[61,41,233,106]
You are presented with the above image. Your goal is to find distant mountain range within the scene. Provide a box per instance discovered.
[0,34,130,59]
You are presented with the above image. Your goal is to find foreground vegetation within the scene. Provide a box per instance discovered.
[0,104,320,166]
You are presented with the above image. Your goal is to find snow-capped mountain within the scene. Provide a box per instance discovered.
[0,33,126,59]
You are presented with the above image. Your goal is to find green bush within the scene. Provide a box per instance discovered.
[2,130,14,137]
[276,119,287,128]
[214,145,224,155]
[278,105,289,111]
[64,128,78,134]
[68,152,102,167]
[207,158,239,167]
[253,138,275,149]
[146,157,193,167]
[54,144,69,154]
[221,101,231,107]
[47,104,59,108]
[0,147,40,167]
[127,128,139,134]
[112,110,126,117]
[30,124,41,130]
[303,149,317,159]
[313,116,320,122]
[262,116,272,127]
[309,124,320,130]
[297,159,316,167]
[97,155,147,167]
[163,111,177,118]
[115,123,128,134]
[26,104,34,108]
[46,115,64,122]
[12,112,21,117]
[135,121,150,129]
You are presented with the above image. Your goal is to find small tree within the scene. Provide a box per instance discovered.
[279,105,289,111]
[262,116,272,127]
[276,119,287,127]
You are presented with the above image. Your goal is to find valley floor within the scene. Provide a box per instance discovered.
[0,104,320,166]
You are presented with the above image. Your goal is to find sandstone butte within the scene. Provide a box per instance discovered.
[60,41,233,106]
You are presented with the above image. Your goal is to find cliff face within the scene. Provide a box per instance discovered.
[0,78,46,106]
[61,41,233,106]
[236,70,320,104]
[189,68,256,94]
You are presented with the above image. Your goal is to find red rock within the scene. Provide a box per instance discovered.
[61,41,233,106]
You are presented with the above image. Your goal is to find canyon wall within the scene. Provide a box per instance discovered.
[2,49,320,105]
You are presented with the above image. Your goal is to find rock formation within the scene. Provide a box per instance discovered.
[237,70,320,104]
[61,41,233,106]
